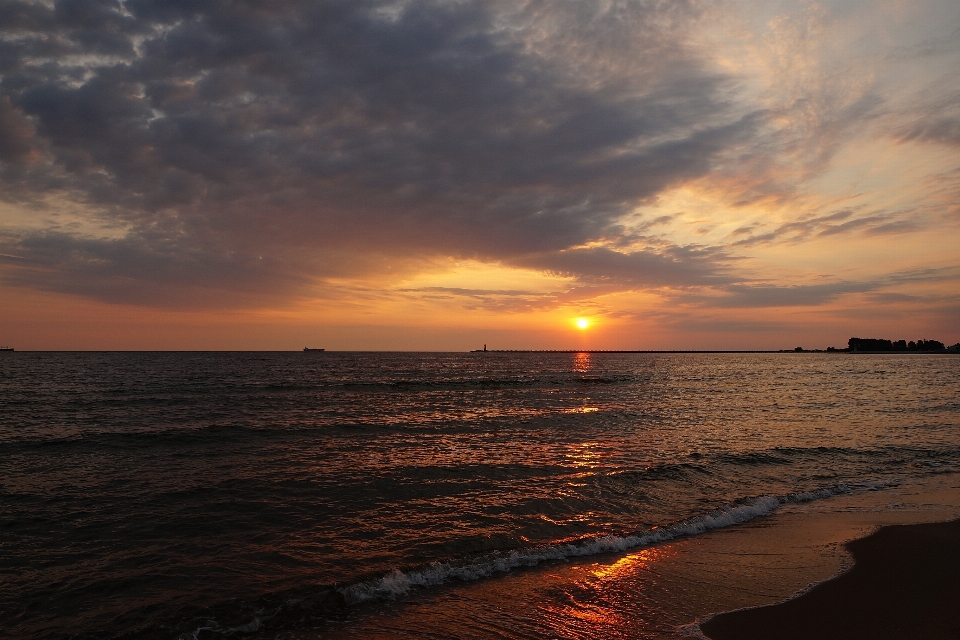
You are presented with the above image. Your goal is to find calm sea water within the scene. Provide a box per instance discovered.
[2,352,959,639]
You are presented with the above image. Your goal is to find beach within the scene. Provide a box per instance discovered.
[701,516,960,640]
[316,471,960,639]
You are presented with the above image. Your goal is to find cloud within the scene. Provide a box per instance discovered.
[896,90,960,148]
[678,265,960,310]
[0,96,38,162]
[884,266,960,286]
[728,207,927,246]
[0,0,956,330]
[388,241,740,310]
[699,282,875,308]
[0,227,306,306]
[0,0,765,304]
[667,316,799,335]
[866,292,924,304]
[391,285,559,313]
[512,245,736,288]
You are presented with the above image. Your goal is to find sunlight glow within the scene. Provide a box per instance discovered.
[576,318,590,330]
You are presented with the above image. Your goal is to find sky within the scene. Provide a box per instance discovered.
[1,0,958,350]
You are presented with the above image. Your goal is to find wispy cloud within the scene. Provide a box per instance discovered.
[728,208,926,246]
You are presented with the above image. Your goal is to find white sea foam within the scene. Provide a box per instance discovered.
[176,616,264,639]
[173,483,861,638]
[341,485,854,604]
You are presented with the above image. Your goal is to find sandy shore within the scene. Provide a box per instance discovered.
[700,517,960,640]
[311,474,960,639]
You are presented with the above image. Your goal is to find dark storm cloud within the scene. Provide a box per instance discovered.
[0,0,756,302]
[0,95,36,161]
[3,228,308,305]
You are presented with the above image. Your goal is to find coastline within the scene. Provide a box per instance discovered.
[314,473,960,639]
[700,517,960,639]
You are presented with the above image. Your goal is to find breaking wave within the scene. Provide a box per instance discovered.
[174,480,900,639]
[341,484,852,604]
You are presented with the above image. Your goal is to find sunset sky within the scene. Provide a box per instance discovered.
[1,0,958,350]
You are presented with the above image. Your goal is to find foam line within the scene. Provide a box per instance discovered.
[341,485,853,604]
[175,483,858,638]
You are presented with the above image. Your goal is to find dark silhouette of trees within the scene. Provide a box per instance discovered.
[848,337,947,352]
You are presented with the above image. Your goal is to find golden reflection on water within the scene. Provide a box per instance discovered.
[545,598,623,633]
[533,545,679,638]
[566,441,602,468]
[590,547,668,579]
[574,351,591,372]
[564,406,599,413]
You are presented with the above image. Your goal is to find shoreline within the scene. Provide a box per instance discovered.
[700,517,960,639]
[311,473,960,639]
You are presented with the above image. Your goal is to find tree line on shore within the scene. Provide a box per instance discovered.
[845,337,960,352]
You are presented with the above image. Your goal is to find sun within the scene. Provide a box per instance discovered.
[575,317,590,330]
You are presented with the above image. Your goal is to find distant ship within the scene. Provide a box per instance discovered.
[0,346,13,352]
[303,347,325,352]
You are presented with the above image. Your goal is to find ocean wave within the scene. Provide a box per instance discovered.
[172,480,891,639]
[340,484,853,605]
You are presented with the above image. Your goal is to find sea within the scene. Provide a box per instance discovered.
[2,351,959,640]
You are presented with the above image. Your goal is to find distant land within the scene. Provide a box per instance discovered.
[471,349,788,353]
[845,337,959,352]
[471,337,960,354]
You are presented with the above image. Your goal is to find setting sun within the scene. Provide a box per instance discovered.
[575,318,590,330]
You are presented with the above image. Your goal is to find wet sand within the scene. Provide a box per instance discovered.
[700,517,960,640]
[315,475,960,639]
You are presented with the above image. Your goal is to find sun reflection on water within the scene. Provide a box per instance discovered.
[565,406,599,413]
[566,441,603,468]
[590,547,666,579]
[532,545,678,638]
[574,351,591,372]
[544,598,623,633]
